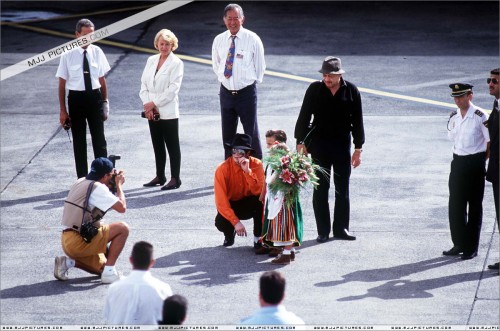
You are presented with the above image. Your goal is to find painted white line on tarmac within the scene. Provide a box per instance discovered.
[0,0,193,81]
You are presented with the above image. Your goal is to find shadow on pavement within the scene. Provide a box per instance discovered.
[153,245,286,287]
[0,276,101,299]
[126,185,214,209]
[336,271,498,301]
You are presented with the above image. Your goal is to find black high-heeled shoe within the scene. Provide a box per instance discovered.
[143,177,166,187]
[161,178,182,190]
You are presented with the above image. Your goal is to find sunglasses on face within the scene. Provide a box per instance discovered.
[232,148,246,156]
[487,78,499,84]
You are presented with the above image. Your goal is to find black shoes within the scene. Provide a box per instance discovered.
[316,235,329,243]
[333,229,356,241]
[223,232,236,247]
[487,262,499,270]
[161,178,182,191]
[442,246,463,256]
[461,252,478,260]
[143,177,166,187]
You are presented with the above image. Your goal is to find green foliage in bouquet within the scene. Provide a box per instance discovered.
[264,143,322,208]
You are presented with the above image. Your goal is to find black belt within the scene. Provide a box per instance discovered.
[453,151,486,159]
[221,83,255,95]
[68,89,100,95]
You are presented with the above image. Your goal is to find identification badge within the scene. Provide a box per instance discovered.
[236,53,244,59]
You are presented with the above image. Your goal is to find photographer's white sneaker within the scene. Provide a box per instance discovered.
[101,269,121,284]
[54,256,69,281]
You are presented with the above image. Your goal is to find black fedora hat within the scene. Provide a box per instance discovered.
[224,133,254,152]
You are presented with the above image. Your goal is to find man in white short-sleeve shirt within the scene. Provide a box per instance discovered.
[212,3,266,160]
[56,18,111,179]
[54,157,129,284]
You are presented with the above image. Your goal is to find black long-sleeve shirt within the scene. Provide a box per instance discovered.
[294,78,365,150]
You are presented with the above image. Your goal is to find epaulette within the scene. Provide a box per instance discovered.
[449,110,457,118]
[474,109,484,117]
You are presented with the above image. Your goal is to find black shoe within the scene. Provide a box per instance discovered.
[161,178,182,191]
[487,262,499,270]
[333,229,356,241]
[461,252,478,260]
[442,246,463,256]
[316,235,329,243]
[254,243,271,255]
[223,232,235,247]
[143,177,166,187]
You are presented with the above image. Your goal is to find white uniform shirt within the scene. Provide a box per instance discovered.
[56,44,110,91]
[448,102,490,155]
[104,270,173,325]
[212,27,266,90]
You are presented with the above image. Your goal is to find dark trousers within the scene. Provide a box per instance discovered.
[493,180,499,227]
[219,84,262,160]
[148,118,181,181]
[448,152,486,255]
[68,89,107,178]
[311,149,352,237]
[214,195,263,238]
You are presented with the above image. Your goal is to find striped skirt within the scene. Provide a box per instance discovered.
[262,197,303,246]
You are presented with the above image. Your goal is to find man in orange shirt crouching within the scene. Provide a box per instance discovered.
[214,133,265,248]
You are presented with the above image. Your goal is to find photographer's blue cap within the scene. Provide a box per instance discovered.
[86,157,114,180]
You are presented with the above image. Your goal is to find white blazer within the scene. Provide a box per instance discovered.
[139,53,184,120]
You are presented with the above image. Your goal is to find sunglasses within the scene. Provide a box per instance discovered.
[487,78,499,84]
[232,148,246,156]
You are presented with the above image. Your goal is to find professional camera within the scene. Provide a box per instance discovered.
[141,110,160,121]
[63,118,71,130]
[108,155,121,194]
[80,221,99,243]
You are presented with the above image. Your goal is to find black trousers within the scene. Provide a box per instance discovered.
[68,89,107,178]
[448,152,486,255]
[214,195,263,238]
[311,148,352,237]
[148,118,181,181]
[219,84,262,160]
[493,180,499,227]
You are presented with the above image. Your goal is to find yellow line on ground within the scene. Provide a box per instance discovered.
[5,22,456,109]
[0,5,153,25]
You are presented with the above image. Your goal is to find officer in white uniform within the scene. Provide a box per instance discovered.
[444,83,490,260]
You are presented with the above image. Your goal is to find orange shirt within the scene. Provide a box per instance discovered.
[214,156,265,225]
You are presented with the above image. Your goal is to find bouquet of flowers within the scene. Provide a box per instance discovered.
[264,143,322,207]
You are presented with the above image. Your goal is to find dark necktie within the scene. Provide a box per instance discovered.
[224,36,236,79]
[494,99,499,113]
[83,50,92,92]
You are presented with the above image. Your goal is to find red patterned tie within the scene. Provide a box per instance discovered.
[224,36,236,79]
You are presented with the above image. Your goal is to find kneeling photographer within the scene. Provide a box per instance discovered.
[55,157,129,284]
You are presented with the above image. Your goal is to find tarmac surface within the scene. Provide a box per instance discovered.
[0,0,499,328]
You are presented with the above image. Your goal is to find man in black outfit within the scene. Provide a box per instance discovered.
[294,56,365,243]
[486,68,499,272]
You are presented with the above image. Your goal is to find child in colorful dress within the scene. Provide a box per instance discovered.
[260,130,304,265]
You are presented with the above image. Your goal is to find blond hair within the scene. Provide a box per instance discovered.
[154,29,179,51]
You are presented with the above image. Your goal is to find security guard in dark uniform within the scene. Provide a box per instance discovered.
[444,83,490,260]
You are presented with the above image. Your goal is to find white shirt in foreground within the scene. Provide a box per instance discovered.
[104,270,172,325]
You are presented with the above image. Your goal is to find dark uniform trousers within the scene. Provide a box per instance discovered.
[68,89,107,178]
[148,118,181,181]
[448,152,486,255]
[219,83,263,160]
[214,195,263,238]
[311,145,352,237]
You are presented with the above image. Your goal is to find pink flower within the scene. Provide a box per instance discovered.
[281,155,290,167]
[279,169,295,184]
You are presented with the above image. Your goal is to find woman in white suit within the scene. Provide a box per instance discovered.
[140,29,184,190]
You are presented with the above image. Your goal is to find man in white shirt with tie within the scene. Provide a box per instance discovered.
[56,18,111,178]
[444,83,490,260]
[104,241,173,325]
[212,3,266,160]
